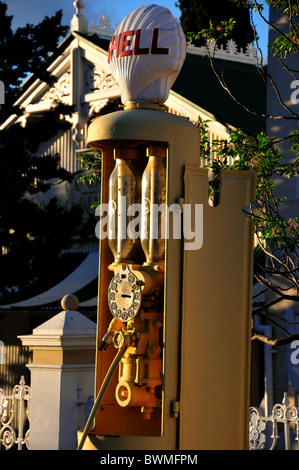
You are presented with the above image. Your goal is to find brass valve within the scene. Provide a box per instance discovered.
[98,317,123,351]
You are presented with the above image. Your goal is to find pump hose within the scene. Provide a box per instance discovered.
[77,340,128,450]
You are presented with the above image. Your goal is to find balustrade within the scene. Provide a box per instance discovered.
[0,376,30,450]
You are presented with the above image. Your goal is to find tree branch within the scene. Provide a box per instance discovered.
[253,0,299,54]
[206,45,299,120]
[255,273,299,301]
[252,295,284,314]
[251,332,299,346]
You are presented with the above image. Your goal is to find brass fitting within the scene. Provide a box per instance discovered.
[98,318,123,351]
[115,381,162,419]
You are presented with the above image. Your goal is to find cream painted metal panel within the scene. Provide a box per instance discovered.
[180,167,256,450]
[84,108,200,450]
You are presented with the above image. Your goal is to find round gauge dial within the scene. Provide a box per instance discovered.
[108,265,142,322]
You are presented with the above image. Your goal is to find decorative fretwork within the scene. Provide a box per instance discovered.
[85,62,118,94]
[186,39,266,65]
[88,14,117,38]
[0,376,30,450]
[87,13,265,65]
[40,71,71,102]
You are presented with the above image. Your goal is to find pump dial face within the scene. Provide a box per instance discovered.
[108,265,142,322]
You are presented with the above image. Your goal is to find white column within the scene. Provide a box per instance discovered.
[19,295,96,450]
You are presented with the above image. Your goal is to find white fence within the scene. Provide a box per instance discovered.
[1,375,299,450]
[249,393,299,450]
[0,376,30,450]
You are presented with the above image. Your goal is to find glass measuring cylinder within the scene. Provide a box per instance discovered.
[108,148,141,264]
[141,145,167,266]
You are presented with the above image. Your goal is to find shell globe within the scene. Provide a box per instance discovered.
[108,4,186,106]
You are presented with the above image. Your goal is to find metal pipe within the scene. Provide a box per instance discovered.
[77,339,129,450]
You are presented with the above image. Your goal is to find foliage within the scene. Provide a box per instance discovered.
[0,198,84,298]
[0,1,69,122]
[197,117,299,302]
[175,0,254,48]
[77,150,102,186]
[230,0,299,57]
[186,0,299,310]
[187,18,237,46]
[0,101,89,296]
[77,150,102,209]
[0,5,90,298]
[186,0,299,58]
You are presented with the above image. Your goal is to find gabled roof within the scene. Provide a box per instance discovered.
[9,30,266,135]
[76,31,266,134]
[9,33,77,108]
[173,53,266,134]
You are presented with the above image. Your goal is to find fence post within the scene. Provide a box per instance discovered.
[18,295,96,450]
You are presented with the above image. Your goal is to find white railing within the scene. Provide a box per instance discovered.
[87,14,266,65]
[0,376,30,450]
[186,39,267,65]
[2,374,298,450]
[249,393,299,450]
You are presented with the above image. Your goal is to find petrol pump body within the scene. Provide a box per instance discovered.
[86,107,200,449]
[77,4,255,450]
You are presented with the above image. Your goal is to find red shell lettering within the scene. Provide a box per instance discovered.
[108,28,169,63]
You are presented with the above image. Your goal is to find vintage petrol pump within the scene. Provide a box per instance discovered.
[77,5,256,451]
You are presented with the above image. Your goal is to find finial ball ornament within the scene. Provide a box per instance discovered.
[61,294,79,311]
